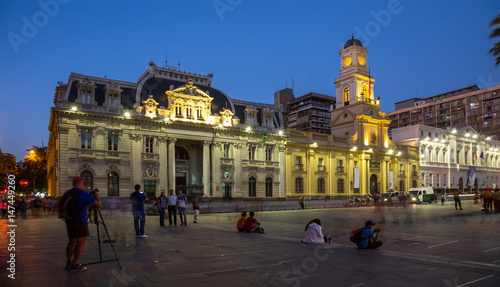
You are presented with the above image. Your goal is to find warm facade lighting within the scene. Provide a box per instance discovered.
[71,106,77,111]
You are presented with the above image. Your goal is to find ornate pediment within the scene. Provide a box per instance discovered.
[167,79,210,98]
[134,95,168,119]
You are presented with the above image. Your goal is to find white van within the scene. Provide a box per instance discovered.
[408,187,435,204]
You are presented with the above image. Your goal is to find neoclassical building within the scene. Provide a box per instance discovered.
[285,38,420,197]
[47,62,286,199]
[392,125,500,193]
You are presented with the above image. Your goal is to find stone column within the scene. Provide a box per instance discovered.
[130,133,143,188]
[158,136,168,196]
[278,145,286,198]
[233,143,242,197]
[203,140,211,197]
[168,137,176,192]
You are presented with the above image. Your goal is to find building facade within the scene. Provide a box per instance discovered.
[388,84,500,139]
[285,38,420,198]
[392,125,500,193]
[276,91,336,134]
[47,62,286,199]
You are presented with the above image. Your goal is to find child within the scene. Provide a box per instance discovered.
[236,212,247,232]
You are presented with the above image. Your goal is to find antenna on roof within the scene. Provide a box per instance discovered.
[352,33,354,39]
[178,54,181,68]
[166,52,168,66]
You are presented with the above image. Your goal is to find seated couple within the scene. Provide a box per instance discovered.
[236,211,265,234]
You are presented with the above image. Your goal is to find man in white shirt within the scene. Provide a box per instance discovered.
[166,189,178,226]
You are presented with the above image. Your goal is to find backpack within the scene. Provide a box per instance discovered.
[350,227,368,243]
[58,190,81,221]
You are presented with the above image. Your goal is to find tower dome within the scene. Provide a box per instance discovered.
[344,37,363,49]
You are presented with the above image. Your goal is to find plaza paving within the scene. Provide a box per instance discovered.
[1,200,500,287]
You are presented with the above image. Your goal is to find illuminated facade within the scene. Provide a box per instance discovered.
[47,62,286,199]
[392,125,500,193]
[285,38,419,197]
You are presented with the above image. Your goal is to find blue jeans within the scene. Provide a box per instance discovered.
[167,205,177,225]
[178,207,187,226]
[159,207,166,226]
[132,210,146,235]
[21,210,27,219]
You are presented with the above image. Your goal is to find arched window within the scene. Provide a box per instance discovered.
[361,85,368,101]
[81,171,93,192]
[265,177,273,197]
[249,177,256,197]
[107,171,119,196]
[343,87,350,104]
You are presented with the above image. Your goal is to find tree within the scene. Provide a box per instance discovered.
[489,14,500,67]
[0,149,18,187]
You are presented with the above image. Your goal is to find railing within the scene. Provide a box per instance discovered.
[318,165,326,172]
[337,166,344,173]
[412,171,418,176]
[370,162,380,170]
[295,164,304,171]
[399,171,405,176]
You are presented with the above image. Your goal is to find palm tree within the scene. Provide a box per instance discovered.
[489,14,500,67]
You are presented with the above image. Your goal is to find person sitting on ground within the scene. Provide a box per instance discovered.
[236,212,247,232]
[244,212,264,234]
[301,218,332,244]
[356,220,383,250]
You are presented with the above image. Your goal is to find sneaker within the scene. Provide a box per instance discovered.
[138,234,148,238]
[69,264,87,272]
[65,261,72,270]
[193,221,197,223]
[327,237,333,244]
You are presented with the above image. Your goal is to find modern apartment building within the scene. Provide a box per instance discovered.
[388,85,500,139]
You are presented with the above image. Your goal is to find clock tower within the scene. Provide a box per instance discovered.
[334,36,375,108]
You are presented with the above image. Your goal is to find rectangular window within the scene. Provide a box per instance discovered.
[318,178,326,193]
[265,146,273,161]
[295,156,303,171]
[81,130,92,149]
[337,178,345,193]
[145,137,154,153]
[295,177,304,193]
[197,109,203,120]
[248,116,254,125]
[108,134,118,151]
[249,146,256,160]
[318,158,325,171]
[223,144,230,158]
[186,107,192,119]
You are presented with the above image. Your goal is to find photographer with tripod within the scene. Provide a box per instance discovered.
[60,177,101,272]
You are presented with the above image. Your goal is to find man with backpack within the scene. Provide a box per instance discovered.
[60,177,101,272]
[352,220,383,250]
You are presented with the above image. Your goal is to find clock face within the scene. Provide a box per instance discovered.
[344,56,352,66]
[358,55,365,65]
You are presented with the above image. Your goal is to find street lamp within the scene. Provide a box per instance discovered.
[30,150,36,194]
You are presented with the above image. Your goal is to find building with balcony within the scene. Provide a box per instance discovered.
[47,61,286,199]
[388,84,500,139]
[392,124,500,193]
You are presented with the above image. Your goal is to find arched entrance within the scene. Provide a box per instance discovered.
[370,174,378,195]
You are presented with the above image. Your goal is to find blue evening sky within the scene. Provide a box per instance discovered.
[1,0,499,160]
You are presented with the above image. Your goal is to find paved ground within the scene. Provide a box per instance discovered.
[1,200,500,287]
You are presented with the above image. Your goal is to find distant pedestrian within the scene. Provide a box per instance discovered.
[236,212,247,232]
[19,198,28,219]
[484,188,493,212]
[130,184,149,238]
[299,197,305,209]
[356,220,383,250]
[157,192,167,226]
[177,189,187,226]
[192,197,200,223]
[0,198,6,218]
[33,196,42,217]
[494,189,500,213]
[453,189,463,210]
[301,218,331,244]
[441,193,446,205]
[167,189,178,226]
[374,192,382,210]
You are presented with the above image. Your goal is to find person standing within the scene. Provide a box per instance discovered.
[494,189,500,213]
[484,188,493,212]
[167,189,178,226]
[177,189,187,226]
[130,184,149,238]
[441,193,446,205]
[62,177,101,272]
[19,198,28,219]
[157,192,167,226]
[192,197,200,223]
[356,220,383,250]
[453,189,463,210]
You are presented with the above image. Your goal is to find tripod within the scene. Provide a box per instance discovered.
[85,207,122,269]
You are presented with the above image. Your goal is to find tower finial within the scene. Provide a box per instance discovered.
[165,52,168,66]
[352,33,354,39]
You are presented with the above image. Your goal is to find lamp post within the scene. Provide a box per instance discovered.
[30,150,36,194]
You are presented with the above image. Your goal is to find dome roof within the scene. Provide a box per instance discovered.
[344,37,363,49]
